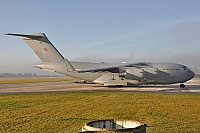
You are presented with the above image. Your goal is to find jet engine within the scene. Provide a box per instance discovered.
[143,68,158,79]
[119,67,159,80]
[119,68,145,80]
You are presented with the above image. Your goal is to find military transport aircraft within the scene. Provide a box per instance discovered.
[5,33,195,88]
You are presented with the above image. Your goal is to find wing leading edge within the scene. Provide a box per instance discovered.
[78,62,152,73]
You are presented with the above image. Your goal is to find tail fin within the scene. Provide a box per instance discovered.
[6,33,64,62]
[5,33,75,72]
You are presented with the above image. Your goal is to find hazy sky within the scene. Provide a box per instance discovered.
[0,0,200,74]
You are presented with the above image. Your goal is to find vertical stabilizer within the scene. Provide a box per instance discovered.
[5,33,75,73]
[6,33,64,62]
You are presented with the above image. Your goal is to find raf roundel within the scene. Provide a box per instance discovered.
[44,48,48,51]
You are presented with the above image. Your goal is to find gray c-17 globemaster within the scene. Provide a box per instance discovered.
[5,33,195,88]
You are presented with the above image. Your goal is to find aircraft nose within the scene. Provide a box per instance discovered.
[184,70,195,82]
[187,70,195,80]
[190,70,195,79]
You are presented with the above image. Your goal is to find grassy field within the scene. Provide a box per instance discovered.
[0,77,75,84]
[0,92,199,133]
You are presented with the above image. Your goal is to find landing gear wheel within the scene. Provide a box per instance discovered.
[180,84,185,88]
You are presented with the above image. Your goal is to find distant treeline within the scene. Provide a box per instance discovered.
[0,73,39,78]
[0,73,61,78]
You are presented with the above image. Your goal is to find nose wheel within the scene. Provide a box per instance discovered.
[180,83,185,88]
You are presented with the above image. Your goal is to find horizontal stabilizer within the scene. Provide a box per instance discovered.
[5,33,43,38]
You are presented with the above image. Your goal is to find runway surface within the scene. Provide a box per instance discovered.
[0,78,200,94]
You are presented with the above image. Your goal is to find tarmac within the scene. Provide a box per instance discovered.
[0,78,200,94]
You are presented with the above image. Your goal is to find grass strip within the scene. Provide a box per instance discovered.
[0,92,199,132]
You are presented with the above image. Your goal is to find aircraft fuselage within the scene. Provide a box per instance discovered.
[68,62,195,86]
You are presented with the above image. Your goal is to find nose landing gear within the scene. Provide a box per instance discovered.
[180,83,185,88]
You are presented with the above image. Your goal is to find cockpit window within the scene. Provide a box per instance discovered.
[182,66,188,70]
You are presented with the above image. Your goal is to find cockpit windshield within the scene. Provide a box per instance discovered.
[182,66,189,70]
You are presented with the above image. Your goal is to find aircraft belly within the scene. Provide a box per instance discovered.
[93,73,156,86]
[66,72,102,82]
[93,73,122,84]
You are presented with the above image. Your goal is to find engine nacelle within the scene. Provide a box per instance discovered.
[121,68,145,80]
[143,68,158,79]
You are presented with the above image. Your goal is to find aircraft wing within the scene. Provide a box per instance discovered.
[78,62,152,73]
[78,64,131,73]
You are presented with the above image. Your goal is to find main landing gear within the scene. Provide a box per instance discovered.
[180,83,185,88]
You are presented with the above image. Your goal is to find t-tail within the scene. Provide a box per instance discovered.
[5,33,75,74]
